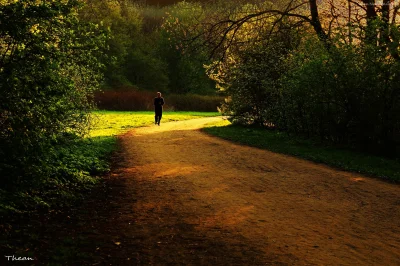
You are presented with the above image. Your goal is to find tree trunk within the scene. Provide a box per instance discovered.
[362,0,378,44]
[309,0,331,51]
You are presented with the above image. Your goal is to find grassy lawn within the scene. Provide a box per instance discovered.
[90,111,220,137]
[203,120,400,182]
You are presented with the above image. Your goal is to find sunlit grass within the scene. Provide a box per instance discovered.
[89,111,220,137]
[203,121,400,182]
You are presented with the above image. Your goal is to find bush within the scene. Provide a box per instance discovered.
[94,89,223,112]
[167,94,223,112]
[208,27,400,156]
[0,0,106,187]
[279,42,400,156]
[94,89,154,111]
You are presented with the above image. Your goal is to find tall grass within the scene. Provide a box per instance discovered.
[94,89,224,112]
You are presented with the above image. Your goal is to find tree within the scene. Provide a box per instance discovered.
[0,0,107,185]
[198,0,400,155]
[194,0,400,56]
[159,1,216,94]
[79,0,146,87]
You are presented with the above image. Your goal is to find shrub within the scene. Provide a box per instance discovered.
[0,0,106,187]
[94,89,223,112]
[280,42,400,156]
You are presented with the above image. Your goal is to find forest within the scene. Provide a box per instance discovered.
[1,0,400,207]
[1,0,400,261]
[0,0,400,265]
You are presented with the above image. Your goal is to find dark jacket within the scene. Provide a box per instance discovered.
[154,97,164,113]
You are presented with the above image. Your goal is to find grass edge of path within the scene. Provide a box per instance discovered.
[202,120,400,183]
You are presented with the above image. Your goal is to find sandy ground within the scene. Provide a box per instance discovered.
[91,117,400,265]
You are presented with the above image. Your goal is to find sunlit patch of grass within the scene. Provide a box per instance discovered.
[203,121,400,182]
[203,119,231,128]
[89,111,220,137]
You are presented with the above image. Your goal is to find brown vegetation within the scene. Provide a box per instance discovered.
[94,89,224,111]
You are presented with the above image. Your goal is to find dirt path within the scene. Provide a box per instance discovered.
[94,117,400,265]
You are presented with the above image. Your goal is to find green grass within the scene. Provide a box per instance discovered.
[90,111,220,137]
[203,120,400,182]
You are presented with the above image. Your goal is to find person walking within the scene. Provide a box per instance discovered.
[154,92,165,126]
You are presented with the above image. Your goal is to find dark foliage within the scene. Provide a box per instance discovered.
[94,89,223,112]
[0,0,107,209]
[206,1,400,157]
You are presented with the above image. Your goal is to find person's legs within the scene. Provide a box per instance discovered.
[158,112,162,125]
[155,112,162,125]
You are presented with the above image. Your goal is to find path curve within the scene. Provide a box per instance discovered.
[102,117,400,265]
